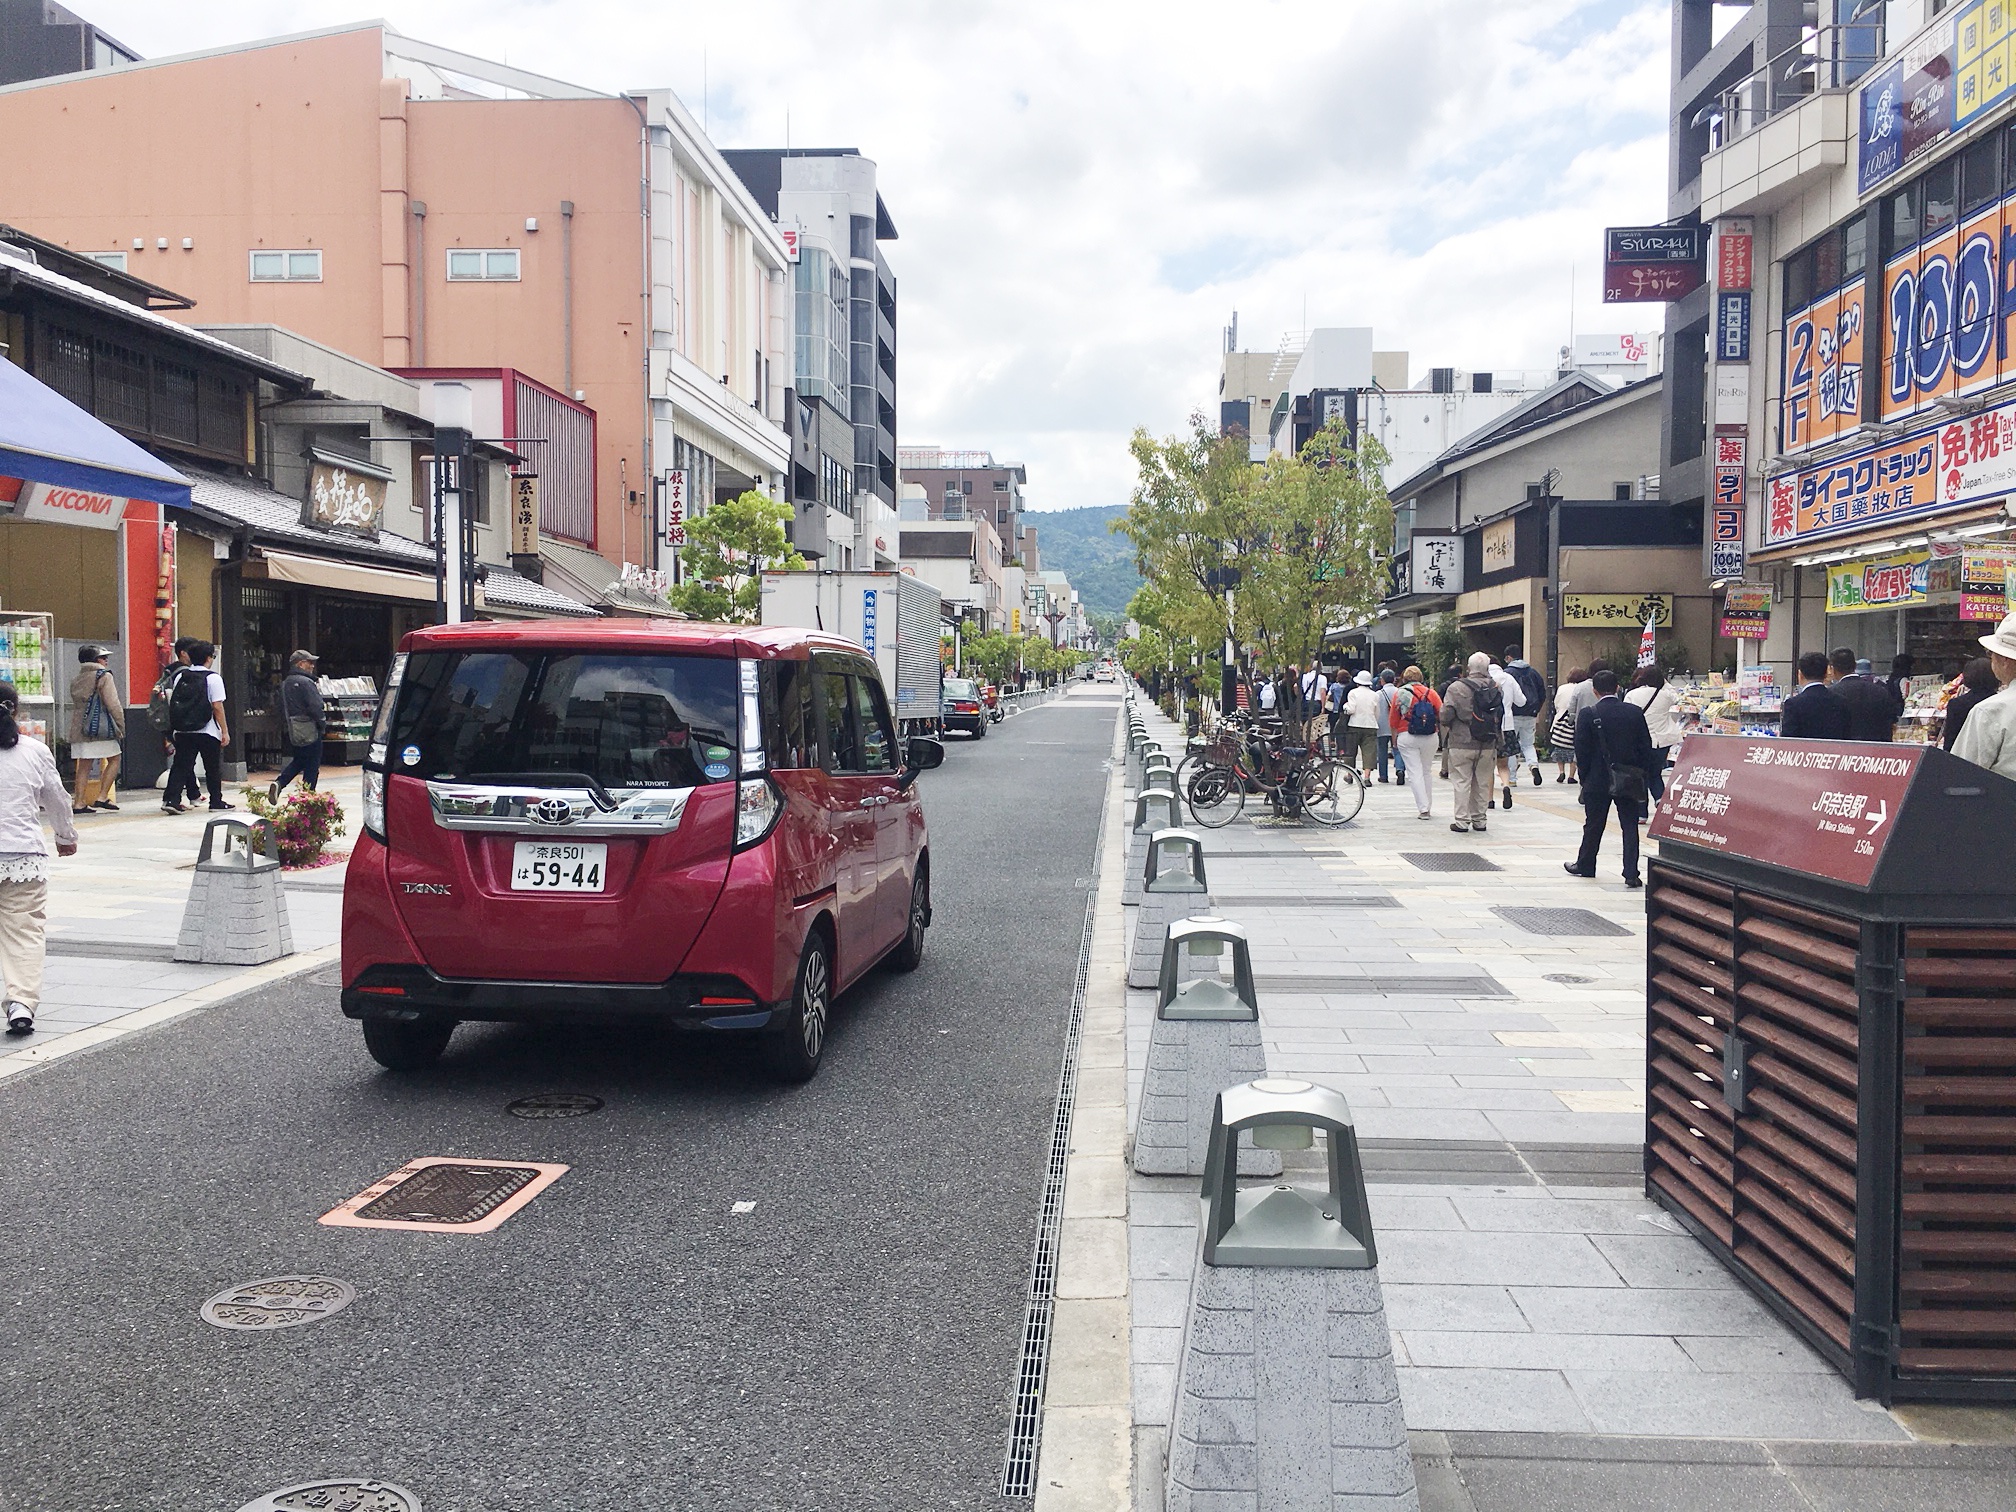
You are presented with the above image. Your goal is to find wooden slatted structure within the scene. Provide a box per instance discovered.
[1899,926,2016,1380]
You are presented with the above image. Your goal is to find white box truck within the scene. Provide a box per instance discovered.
[759,570,945,735]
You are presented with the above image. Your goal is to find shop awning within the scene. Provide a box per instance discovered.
[259,549,437,602]
[0,357,191,509]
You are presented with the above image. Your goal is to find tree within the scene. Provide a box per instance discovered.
[1413,612,1470,685]
[962,630,1020,685]
[666,490,806,622]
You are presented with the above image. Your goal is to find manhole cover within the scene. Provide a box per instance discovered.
[202,1275,356,1331]
[1400,852,1503,872]
[1545,973,1598,985]
[506,1093,603,1120]
[235,1480,419,1512]
[320,1157,568,1234]
[1494,906,1632,937]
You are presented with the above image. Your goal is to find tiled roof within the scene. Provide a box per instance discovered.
[483,564,599,617]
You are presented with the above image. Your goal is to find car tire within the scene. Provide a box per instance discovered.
[888,868,929,973]
[763,931,832,1083]
[361,1015,454,1071]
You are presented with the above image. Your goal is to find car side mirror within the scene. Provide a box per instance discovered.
[898,735,945,791]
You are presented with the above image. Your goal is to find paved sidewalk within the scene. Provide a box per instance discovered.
[1113,695,2015,1510]
[0,770,355,1070]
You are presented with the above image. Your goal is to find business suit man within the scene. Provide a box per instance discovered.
[1564,669,1655,888]
[1828,647,1902,741]
[1780,651,1852,740]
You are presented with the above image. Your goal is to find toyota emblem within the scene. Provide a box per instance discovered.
[528,797,576,826]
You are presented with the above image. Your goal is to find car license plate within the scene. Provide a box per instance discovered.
[510,841,607,892]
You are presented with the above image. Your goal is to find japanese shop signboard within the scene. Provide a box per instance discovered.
[1826,549,1931,613]
[664,468,688,549]
[1764,396,2016,548]
[1603,225,1704,304]
[1561,593,1674,629]
[1409,534,1463,596]
[1716,292,1752,362]
[1961,548,2014,619]
[1780,280,1865,454]
[1651,736,1926,888]
[1711,429,1747,581]
[1856,10,1958,196]
[1716,220,1753,291]
[1719,584,1773,639]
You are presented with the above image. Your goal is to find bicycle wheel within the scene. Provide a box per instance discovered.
[1186,765,1244,828]
[1298,758,1365,827]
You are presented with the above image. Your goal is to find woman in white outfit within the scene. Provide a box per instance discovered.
[1626,666,1683,800]
[0,681,79,1035]
[1392,665,1443,820]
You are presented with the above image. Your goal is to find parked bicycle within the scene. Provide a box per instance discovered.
[1181,713,1362,828]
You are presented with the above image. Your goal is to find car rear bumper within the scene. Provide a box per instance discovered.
[340,962,778,1031]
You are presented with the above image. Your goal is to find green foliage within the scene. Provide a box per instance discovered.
[961,630,1020,684]
[667,490,806,622]
[1412,613,1469,683]
[1023,506,1141,614]
[1587,631,1693,678]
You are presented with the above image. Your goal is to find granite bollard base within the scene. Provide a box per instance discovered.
[1128,891,1209,988]
[1133,1014,1279,1177]
[1165,1264,1416,1511]
[1122,827,1150,906]
[175,866,294,965]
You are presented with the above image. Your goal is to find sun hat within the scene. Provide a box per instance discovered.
[1979,612,2016,660]
[1354,669,1374,686]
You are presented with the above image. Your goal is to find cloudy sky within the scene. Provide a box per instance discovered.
[78,0,1670,511]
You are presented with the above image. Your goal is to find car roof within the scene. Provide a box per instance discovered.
[397,618,868,661]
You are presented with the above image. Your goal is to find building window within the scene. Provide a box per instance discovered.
[1613,482,1633,500]
[447,249,520,282]
[86,251,127,271]
[250,250,322,282]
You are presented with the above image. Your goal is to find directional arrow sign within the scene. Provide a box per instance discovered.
[1866,799,1888,835]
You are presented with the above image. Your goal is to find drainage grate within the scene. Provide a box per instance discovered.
[321,1156,568,1234]
[506,1093,603,1120]
[1493,906,1631,937]
[1210,894,1398,909]
[235,1481,420,1512]
[1544,972,1598,985]
[1253,974,1512,997]
[1000,889,1098,1499]
[201,1275,356,1331]
[1400,852,1503,873]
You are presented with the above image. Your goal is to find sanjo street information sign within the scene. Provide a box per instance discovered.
[1651,736,1924,888]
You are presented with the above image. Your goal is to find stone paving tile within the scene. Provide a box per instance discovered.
[1567,1370,1908,1442]
[1675,1333,1838,1374]
[1399,1330,1698,1373]
[1381,1283,1534,1334]
[1396,1366,1597,1434]
[1374,1230,1629,1288]
[1509,1284,1785,1337]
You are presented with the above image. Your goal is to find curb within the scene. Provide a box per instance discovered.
[0,943,340,1081]
[1033,702,1133,1509]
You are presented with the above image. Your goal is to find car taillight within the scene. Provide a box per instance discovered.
[735,776,783,849]
[363,768,386,840]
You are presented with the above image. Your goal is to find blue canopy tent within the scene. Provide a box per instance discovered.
[0,356,191,508]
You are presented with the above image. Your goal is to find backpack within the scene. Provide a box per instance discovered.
[148,666,178,731]
[1509,662,1545,714]
[1466,677,1503,744]
[1404,685,1439,737]
[167,665,212,732]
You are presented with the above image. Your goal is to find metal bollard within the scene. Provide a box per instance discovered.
[175,818,296,966]
[1130,829,1211,987]
[1165,1079,1414,1510]
[1144,827,1208,893]
[1134,918,1274,1177]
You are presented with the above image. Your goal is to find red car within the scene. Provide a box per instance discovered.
[341,620,944,1080]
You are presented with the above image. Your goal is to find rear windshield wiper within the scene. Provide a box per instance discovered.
[465,770,620,813]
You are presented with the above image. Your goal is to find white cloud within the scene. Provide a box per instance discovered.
[78,0,1670,510]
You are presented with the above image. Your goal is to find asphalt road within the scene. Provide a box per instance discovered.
[0,687,1120,1512]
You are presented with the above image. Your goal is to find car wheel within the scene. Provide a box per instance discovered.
[889,868,928,972]
[763,932,832,1083]
[361,1015,454,1071]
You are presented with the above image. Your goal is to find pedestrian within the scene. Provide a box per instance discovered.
[1886,653,1916,710]
[1548,667,1589,783]
[1393,666,1441,819]
[1828,647,1901,741]
[1438,661,1462,779]
[1952,613,2016,781]
[270,649,326,798]
[1343,669,1380,778]
[1942,657,2000,751]
[1780,651,1851,739]
[1439,652,1503,834]
[66,645,125,815]
[1504,645,1546,791]
[154,636,201,810]
[1487,654,1526,810]
[0,680,79,1035]
[1564,668,1653,889]
[162,640,232,813]
[1300,663,1330,748]
[1257,672,1277,713]
[1625,664,1681,800]
[1375,668,1400,783]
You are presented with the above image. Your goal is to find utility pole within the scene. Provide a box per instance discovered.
[1541,467,1563,691]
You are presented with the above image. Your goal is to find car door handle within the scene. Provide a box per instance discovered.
[859,797,880,807]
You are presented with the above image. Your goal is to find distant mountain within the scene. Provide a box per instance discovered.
[1025,505,1140,616]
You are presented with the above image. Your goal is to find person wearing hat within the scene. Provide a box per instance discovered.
[1342,668,1381,778]
[270,650,326,799]
[1953,613,2016,782]
[66,645,124,815]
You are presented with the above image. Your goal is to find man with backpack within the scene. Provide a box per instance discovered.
[1504,644,1547,794]
[161,641,231,813]
[1438,652,1503,833]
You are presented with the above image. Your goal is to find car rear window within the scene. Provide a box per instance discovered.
[944,680,980,699]
[384,650,739,788]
